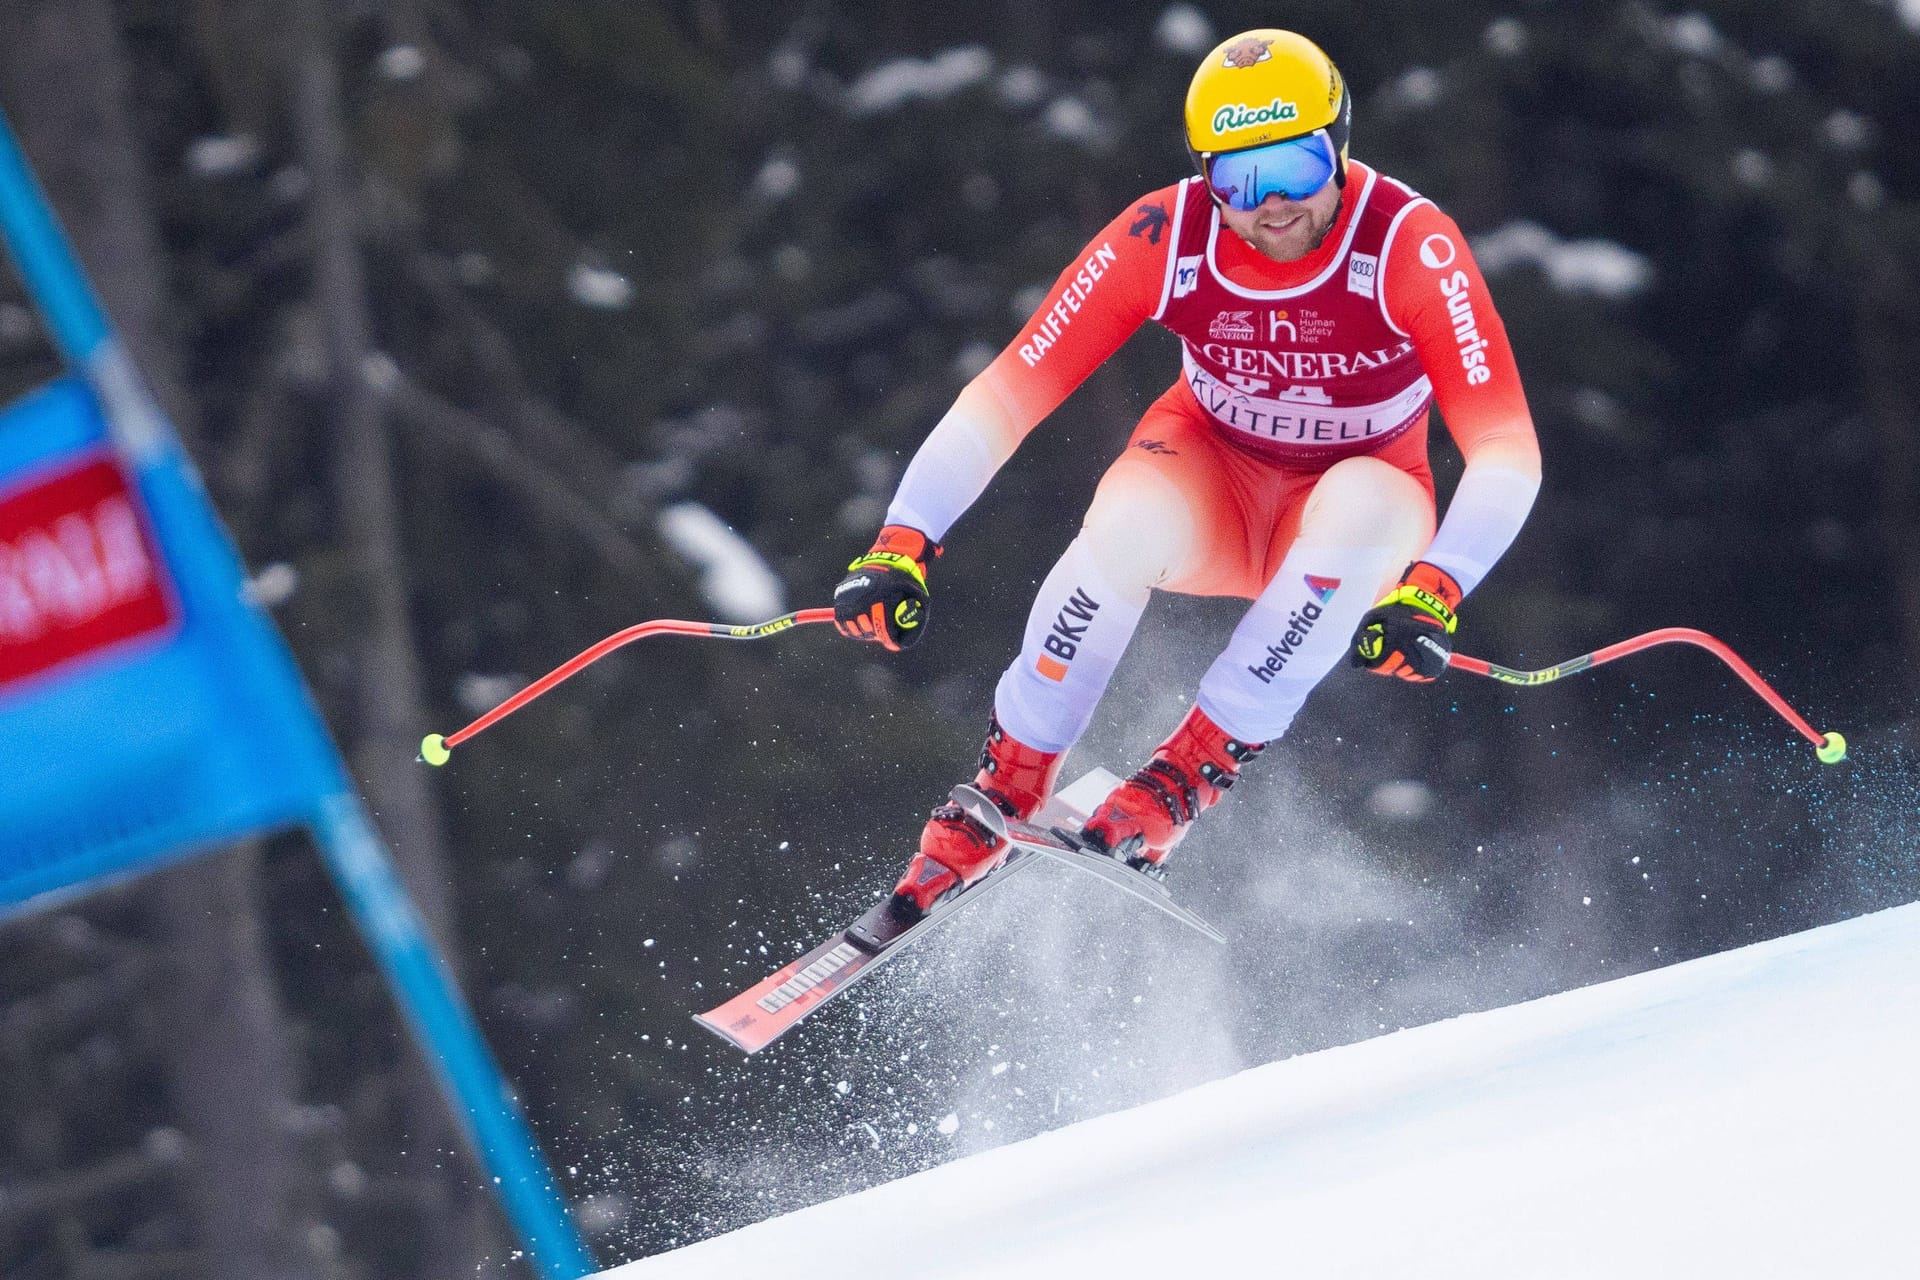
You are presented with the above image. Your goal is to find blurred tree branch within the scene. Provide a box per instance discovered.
[382,367,687,593]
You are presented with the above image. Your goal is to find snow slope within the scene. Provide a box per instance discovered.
[603,901,1920,1278]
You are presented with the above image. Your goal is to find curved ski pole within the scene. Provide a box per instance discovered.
[420,607,836,766]
[1448,627,1846,764]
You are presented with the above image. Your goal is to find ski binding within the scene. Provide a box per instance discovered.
[691,767,1222,1054]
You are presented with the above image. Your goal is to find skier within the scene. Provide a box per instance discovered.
[834,29,1541,916]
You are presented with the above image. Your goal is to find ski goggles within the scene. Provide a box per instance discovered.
[1202,130,1339,210]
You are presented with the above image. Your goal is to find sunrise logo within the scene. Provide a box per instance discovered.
[1304,574,1341,603]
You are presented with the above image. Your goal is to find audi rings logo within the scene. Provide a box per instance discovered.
[1418,234,1457,270]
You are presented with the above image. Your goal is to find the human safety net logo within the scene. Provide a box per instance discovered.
[0,453,179,691]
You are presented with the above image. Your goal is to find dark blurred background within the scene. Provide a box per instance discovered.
[2,1,1916,1276]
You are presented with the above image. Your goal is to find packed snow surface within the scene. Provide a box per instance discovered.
[601,900,1920,1278]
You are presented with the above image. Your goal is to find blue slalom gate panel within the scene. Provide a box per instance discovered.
[0,376,343,905]
[1,105,595,1277]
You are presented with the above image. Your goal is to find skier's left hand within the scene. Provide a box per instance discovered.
[834,524,940,650]
[1350,561,1463,682]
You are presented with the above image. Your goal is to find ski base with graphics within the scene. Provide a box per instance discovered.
[692,849,1043,1054]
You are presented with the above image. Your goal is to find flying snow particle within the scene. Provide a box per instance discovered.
[1484,18,1528,57]
[1851,171,1887,211]
[457,252,495,287]
[936,1113,960,1136]
[1664,13,1723,58]
[997,66,1047,110]
[1823,111,1872,152]
[567,263,635,310]
[952,341,996,380]
[752,155,801,202]
[773,245,812,282]
[1368,779,1436,822]
[307,1224,344,1260]
[456,673,523,716]
[576,1194,628,1235]
[144,1128,187,1162]
[377,45,426,81]
[1390,67,1443,108]
[768,45,808,90]
[186,134,259,178]
[242,562,300,608]
[1154,6,1214,54]
[1748,55,1793,94]
[1042,97,1103,146]
[1731,149,1773,190]
[1010,283,1050,321]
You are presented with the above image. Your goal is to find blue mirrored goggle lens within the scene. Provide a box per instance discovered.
[1205,134,1336,210]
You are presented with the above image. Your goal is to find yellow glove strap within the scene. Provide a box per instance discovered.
[1372,583,1458,633]
[847,549,928,590]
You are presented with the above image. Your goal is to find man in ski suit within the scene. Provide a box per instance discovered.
[833,29,1541,917]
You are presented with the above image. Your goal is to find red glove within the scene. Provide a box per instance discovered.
[833,525,940,650]
[1350,561,1463,682]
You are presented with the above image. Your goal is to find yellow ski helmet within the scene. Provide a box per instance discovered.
[1185,30,1351,190]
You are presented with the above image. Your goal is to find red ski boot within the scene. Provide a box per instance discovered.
[893,716,1064,915]
[1080,705,1264,877]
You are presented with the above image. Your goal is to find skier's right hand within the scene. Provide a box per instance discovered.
[1350,560,1463,682]
[834,524,940,650]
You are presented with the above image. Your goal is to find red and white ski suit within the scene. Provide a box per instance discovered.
[885,161,1541,751]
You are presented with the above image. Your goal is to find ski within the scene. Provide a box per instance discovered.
[692,770,1120,1055]
[693,851,1040,1054]
[949,784,1228,944]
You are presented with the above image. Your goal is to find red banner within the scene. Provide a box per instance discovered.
[0,452,178,690]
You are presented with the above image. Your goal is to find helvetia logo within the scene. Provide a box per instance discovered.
[1246,598,1326,684]
[1303,574,1341,603]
